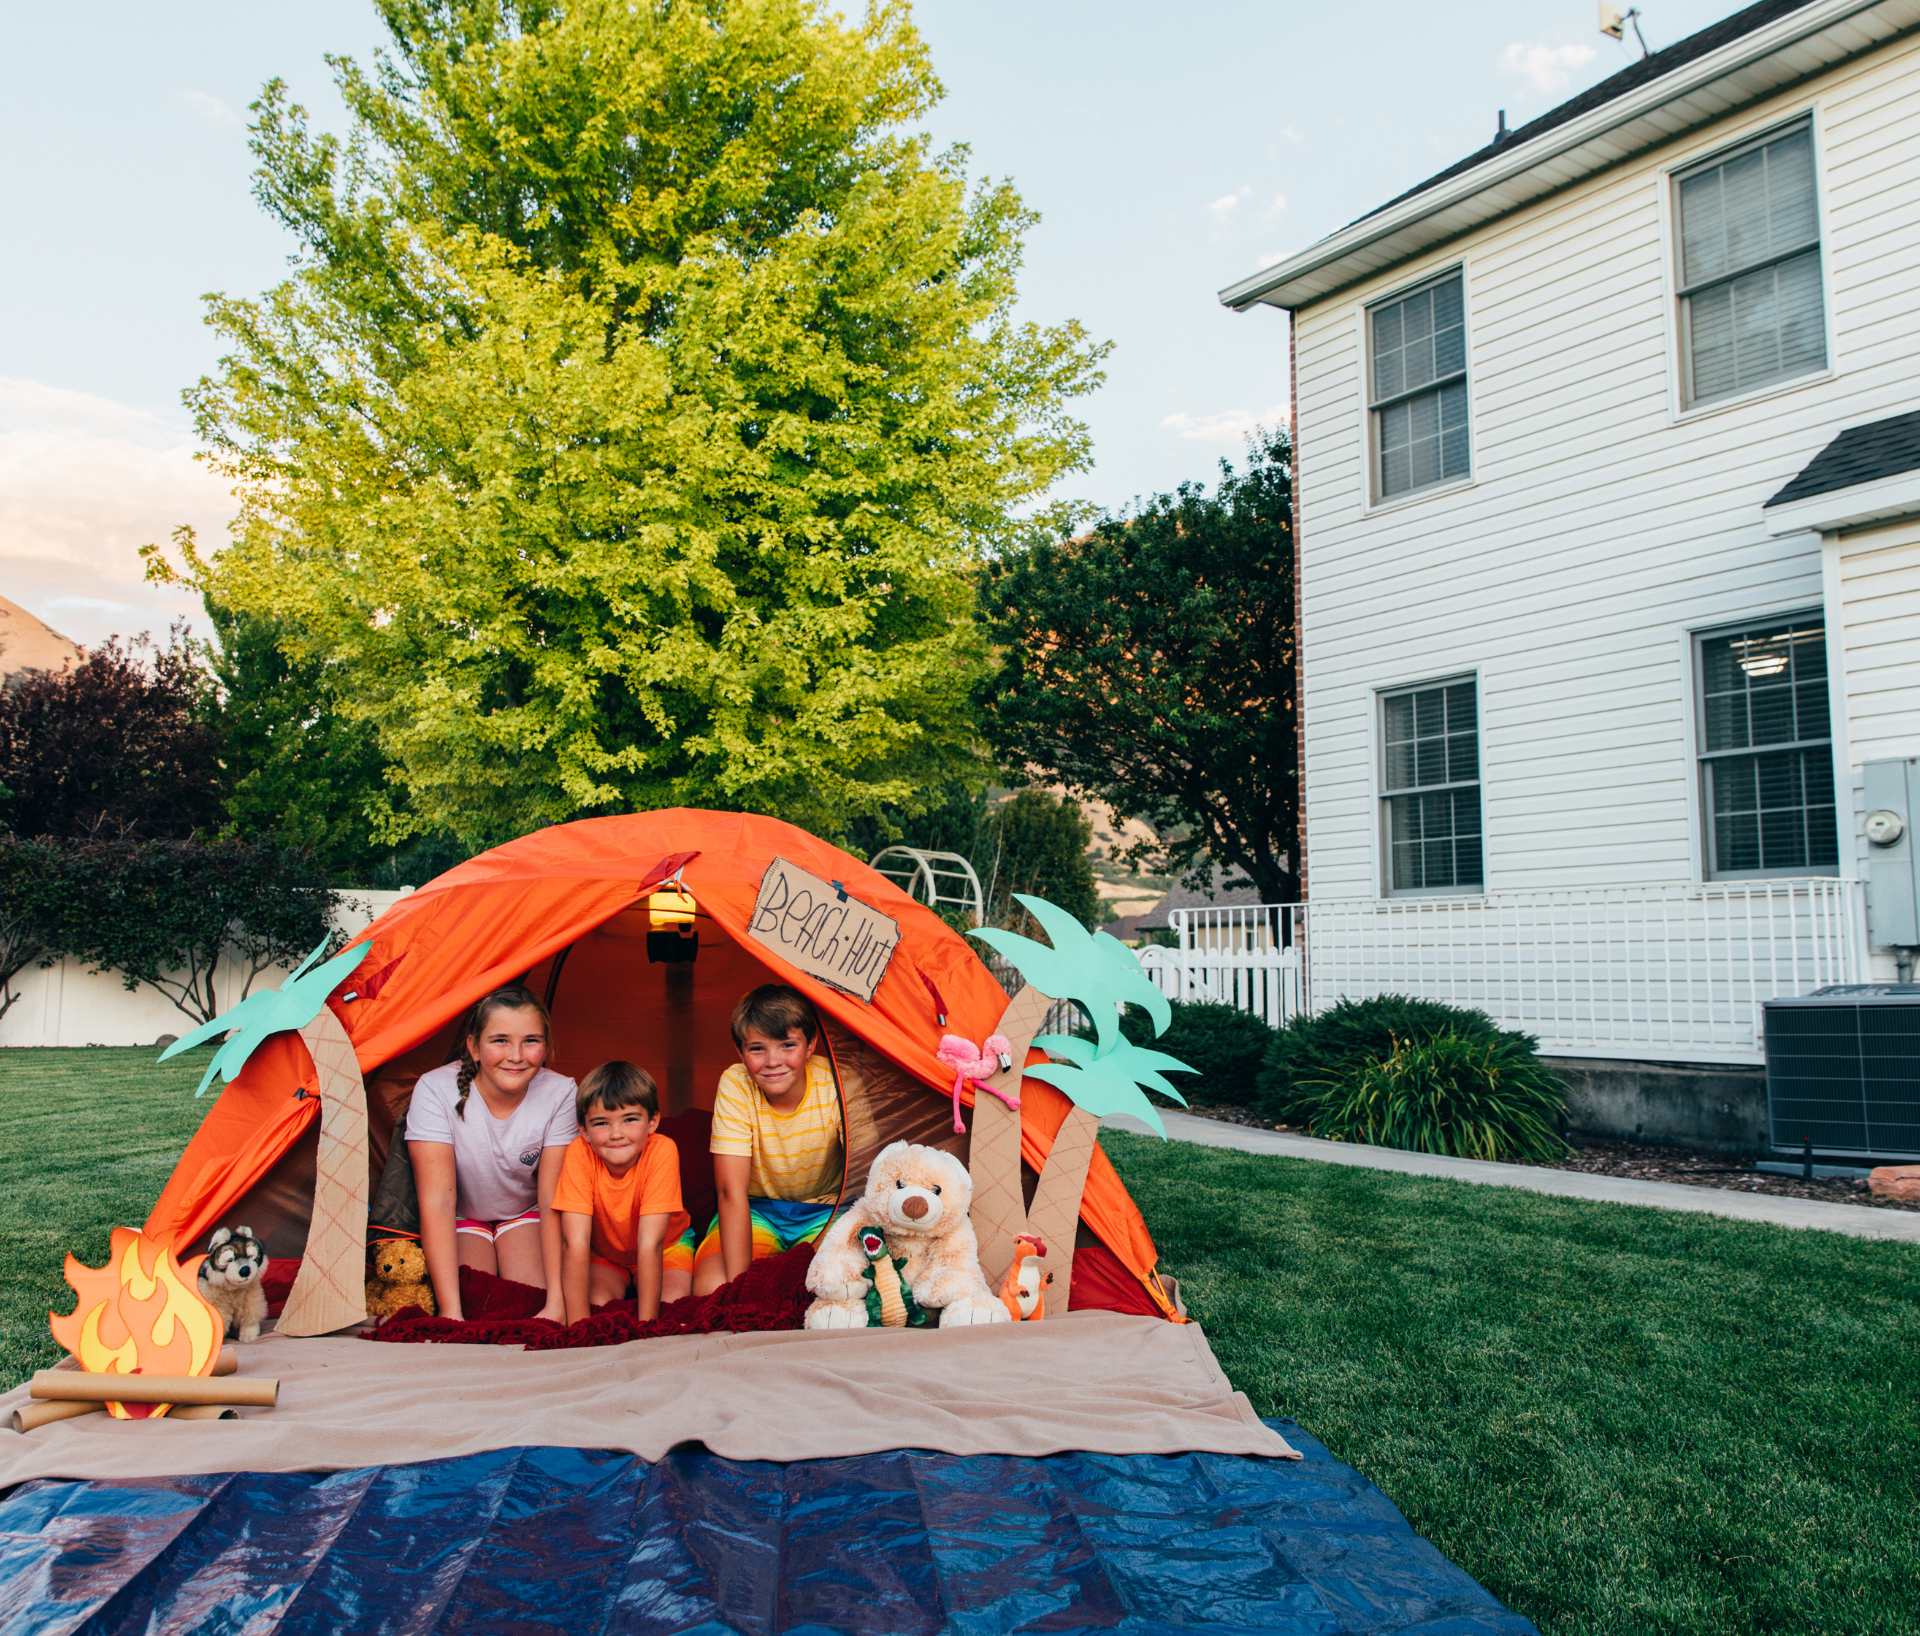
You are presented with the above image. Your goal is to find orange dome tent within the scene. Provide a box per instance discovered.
[145,810,1178,1322]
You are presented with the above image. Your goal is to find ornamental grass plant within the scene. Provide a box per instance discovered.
[1256,992,1508,1123]
[1296,1030,1570,1163]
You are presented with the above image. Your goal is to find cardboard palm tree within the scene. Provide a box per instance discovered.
[968,896,1192,1316]
[160,939,374,1336]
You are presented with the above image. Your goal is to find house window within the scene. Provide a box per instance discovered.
[1382,677,1481,892]
[1698,617,1837,876]
[1369,271,1468,500]
[1677,121,1826,406]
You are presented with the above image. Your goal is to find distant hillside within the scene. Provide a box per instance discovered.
[0,596,82,681]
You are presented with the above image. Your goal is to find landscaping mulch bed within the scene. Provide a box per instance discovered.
[1542,1135,1920,1212]
[1179,1104,1920,1211]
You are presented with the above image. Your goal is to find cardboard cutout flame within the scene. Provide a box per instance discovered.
[49,1228,222,1419]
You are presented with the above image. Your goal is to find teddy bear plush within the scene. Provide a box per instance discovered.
[198,1226,269,1343]
[805,1142,1008,1329]
[365,1239,437,1319]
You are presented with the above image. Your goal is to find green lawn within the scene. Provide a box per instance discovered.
[0,1044,219,1391]
[3,1048,1914,1635]
[1103,1131,1920,1636]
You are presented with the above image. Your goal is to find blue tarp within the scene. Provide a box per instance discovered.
[0,1421,1535,1635]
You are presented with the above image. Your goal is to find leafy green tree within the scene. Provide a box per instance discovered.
[981,427,1298,903]
[0,836,64,1020]
[205,599,391,878]
[0,628,224,841]
[54,836,343,1024]
[174,0,1103,849]
[980,787,1100,930]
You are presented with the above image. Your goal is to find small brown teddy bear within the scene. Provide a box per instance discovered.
[365,1240,436,1320]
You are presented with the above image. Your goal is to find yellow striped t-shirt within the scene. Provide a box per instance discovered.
[709,1057,844,1204]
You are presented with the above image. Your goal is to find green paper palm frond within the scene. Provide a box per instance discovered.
[971,893,1171,1052]
[1026,1034,1194,1138]
[159,937,374,1097]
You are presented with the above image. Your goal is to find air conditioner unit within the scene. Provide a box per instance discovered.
[1762,985,1920,1160]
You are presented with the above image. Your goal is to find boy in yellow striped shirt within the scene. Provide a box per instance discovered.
[673,985,846,1297]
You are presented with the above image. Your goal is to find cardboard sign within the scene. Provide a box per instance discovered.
[749,857,900,1003]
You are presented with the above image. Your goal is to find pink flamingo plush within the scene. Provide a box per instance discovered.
[936,1033,1018,1133]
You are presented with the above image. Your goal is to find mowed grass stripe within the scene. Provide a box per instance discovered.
[1103,1131,1920,1636]
[1,1049,1913,1633]
[0,1044,218,1391]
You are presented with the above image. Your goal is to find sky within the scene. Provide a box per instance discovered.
[0,0,1748,649]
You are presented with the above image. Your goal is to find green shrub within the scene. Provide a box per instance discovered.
[1256,993,1507,1122]
[1297,1031,1569,1162]
[1121,999,1273,1108]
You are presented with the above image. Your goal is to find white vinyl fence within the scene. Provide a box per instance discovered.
[1135,944,1304,1027]
[0,890,412,1050]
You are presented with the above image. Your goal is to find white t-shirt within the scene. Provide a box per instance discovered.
[406,1062,579,1222]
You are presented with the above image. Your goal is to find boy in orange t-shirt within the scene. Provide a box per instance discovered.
[554,1062,689,1323]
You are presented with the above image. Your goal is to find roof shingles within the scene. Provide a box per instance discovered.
[1356,0,1820,225]
[1765,409,1920,507]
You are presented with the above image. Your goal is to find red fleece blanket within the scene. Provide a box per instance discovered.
[364,1244,816,1350]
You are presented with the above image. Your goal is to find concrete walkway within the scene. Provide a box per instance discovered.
[1100,1110,1920,1244]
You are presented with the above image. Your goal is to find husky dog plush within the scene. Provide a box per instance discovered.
[198,1226,269,1343]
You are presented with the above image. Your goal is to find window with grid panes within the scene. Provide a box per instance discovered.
[1698,618,1837,876]
[1677,121,1826,406]
[1381,678,1482,892]
[1369,272,1468,500]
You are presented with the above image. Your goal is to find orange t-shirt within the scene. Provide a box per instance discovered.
[552,1133,688,1268]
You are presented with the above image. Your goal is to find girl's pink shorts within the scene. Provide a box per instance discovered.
[455,1207,540,1241]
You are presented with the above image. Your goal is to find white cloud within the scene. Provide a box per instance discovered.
[1159,404,1291,444]
[180,90,243,131]
[1499,41,1596,96]
[1279,125,1304,144]
[1257,251,1289,269]
[1208,184,1252,219]
[0,379,232,648]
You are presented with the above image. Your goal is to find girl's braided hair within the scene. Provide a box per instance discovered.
[454,985,552,1121]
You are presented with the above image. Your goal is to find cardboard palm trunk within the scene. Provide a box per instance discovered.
[968,983,1090,1314]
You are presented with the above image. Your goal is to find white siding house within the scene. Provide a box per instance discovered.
[1221,0,1920,1067]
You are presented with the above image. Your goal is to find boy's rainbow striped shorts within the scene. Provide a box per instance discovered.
[663,1196,843,1275]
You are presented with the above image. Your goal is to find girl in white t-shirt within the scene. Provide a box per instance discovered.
[408,985,578,1323]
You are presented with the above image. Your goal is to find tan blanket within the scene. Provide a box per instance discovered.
[0,1313,1295,1485]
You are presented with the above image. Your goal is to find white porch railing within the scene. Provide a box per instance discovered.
[1135,945,1304,1027]
[1167,904,1302,952]
[1302,878,1865,1063]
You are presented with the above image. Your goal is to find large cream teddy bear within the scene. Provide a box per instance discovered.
[805,1142,1010,1328]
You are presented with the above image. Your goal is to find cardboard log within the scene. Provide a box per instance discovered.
[10,1347,239,1433]
[279,1005,371,1336]
[969,984,1052,1290]
[11,1399,102,1433]
[1023,1104,1102,1317]
[30,1372,279,1407]
[11,1399,245,1432]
